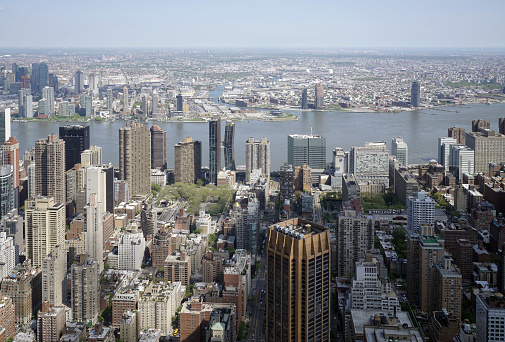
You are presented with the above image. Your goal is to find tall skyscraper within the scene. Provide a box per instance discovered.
[38,62,49,93]
[84,194,104,273]
[25,197,65,267]
[301,88,308,109]
[0,107,11,143]
[41,86,55,116]
[31,63,39,92]
[74,70,84,94]
[107,88,113,114]
[288,134,326,169]
[437,137,457,167]
[449,144,474,181]
[349,142,389,184]
[88,73,98,94]
[245,137,270,184]
[123,86,129,114]
[35,134,66,203]
[18,89,32,118]
[80,94,92,117]
[465,129,505,175]
[71,253,99,323]
[499,118,505,135]
[59,125,90,171]
[174,137,202,183]
[314,83,324,109]
[150,125,167,169]
[411,81,421,107]
[0,166,13,219]
[142,94,149,116]
[209,116,221,185]
[391,136,408,167]
[471,119,490,132]
[119,122,151,197]
[42,244,66,306]
[224,121,235,171]
[1,137,20,207]
[448,126,466,144]
[266,218,331,342]
[279,163,294,205]
[176,94,183,112]
[407,192,435,233]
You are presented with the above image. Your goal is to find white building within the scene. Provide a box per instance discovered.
[84,194,104,273]
[391,137,408,167]
[476,292,505,342]
[449,144,474,181]
[42,244,67,306]
[333,147,348,174]
[118,222,145,271]
[196,210,216,234]
[349,142,389,185]
[86,166,107,214]
[437,137,457,168]
[407,192,435,234]
[0,232,15,278]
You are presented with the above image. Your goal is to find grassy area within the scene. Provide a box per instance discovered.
[361,191,406,213]
[446,81,503,89]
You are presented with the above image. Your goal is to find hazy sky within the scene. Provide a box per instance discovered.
[1,0,504,48]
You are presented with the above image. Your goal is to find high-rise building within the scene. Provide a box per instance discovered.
[31,63,39,92]
[209,116,221,185]
[465,129,505,175]
[59,125,90,171]
[174,137,202,183]
[119,122,151,197]
[224,121,235,171]
[0,166,13,219]
[176,94,183,112]
[448,126,466,145]
[38,63,49,92]
[499,118,505,135]
[25,197,65,267]
[288,134,326,169]
[279,163,294,205]
[476,292,505,342]
[391,136,408,167]
[150,125,167,169]
[37,301,66,342]
[88,73,98,94]
[0,296,15,341]
[407,192,435,233]
[437,137,457,167]
[84,194,104,272]
[140,203,157,237]
[471,119,490,132]
[80,94,92,117]
[449,144,474,181]
[0,232,16,278]
[349,142,389,185]
[301,88,308,109]
[142,94,149,116]
[107,88,113,115]
[35,134,66,203]
[333,147,347,174]
[18,89,32,118]
[41,86,55,116]
[118,224,146,271]
[123,86,129,114]
[74,70,84,94]
[266,218,331,342]
[411,81,421,107]
[81,145,103,167]
[0,107,11,143]
[0,137,19,208]
[152,93,159,113]
[314,83,324,109]
[42,244,66,306]
[245,137,270,184]
[71,253,99,323]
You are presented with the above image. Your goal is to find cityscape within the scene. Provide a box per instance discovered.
[1,2,505,342]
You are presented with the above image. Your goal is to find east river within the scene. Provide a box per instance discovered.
[10,103,505,170]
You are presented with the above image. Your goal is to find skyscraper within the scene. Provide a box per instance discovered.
[245,137,270,184]
[31,63,39,92]
[18,89,32,118]
[465,129,505,175]
[314,83,324,109]
[71,253,99,323]
[74,70,84,94]
[499,117,505,135]
[84,194,104,273]
[88,73,98,94]
[209,116,221,185]
[224,121,235,171]
[80,94,92,117]
[174,137,202,183]
[107,88,113,114]
[1,137,19,208]
[407,192,435,233]
[0,166,13,219]
[288,134,326,169]
[42,244,66,306]
[448,126,466,145]
[123,86,129,114]
[38,62,49,92]
[437,137,457,167]
[119,122,151,197]
[35,134,66,203]
[301,88,308,109]
[41,86,55,116]
[0,107,11,143]
[150,125,167,169]
[25,197,65,267]
[471,119,490,132]
[176,94,183,112]
[411,81,421,107]
[449,144,474,181]
[266,218,331,342]
[391,136,408,167]
[59,125,90,171]
[142,94,149,116]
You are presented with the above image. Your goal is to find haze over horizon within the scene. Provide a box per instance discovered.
[1,0,504,49]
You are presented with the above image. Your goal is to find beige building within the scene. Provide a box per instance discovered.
[120,310,139,342]
[25,197,65,267]
[465,129,505,175]
[71,254,99,323]
[164,252,191,286]
[0,296,15,341]
[174,137,202,183]
[37,301,66,342]
[42,244,67,307]
[35,134,66,203]
[119,122,151,197]
[245,137,270,184]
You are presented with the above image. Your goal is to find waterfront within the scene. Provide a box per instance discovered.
[10,102,505,170]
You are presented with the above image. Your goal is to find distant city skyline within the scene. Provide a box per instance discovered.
[0,0,504,48]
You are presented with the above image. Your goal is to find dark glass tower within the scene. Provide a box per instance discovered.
[209,116,221,184]
[301,88,308,109]
[411,81,421,107]
[224,121,235,171]
[315,84,324,109]
[176,94,183,112]
[38,62,49,92]
[59,125,90,170]
[150,125,167,169]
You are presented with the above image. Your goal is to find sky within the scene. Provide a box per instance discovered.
[0,0,504,48]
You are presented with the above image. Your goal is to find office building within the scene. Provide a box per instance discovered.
[245,137,270,183]
[476,292,505,342]
[86,163,113,213]
[123,86,129,114]
[38,62,49,92]
[174,137,202,183]
[176,94,183,112]
[342,173,360,201]
[80,93,92,117]
[119,122,151,197]
[314,83,324,109]
[74,70,84,94]
[107,88,113,114]
[471,119,490,132]
[37,301,66,342]
[0,296,15,341]
[0,107,11,143]
[150,125,167,169]
[301,88,308,109]
[58,101,68,116]
[81,145,103,166]
[288,134,326,169]
[59,125,90,171]
[18,89,32,118]
[25,197,65,267]
[333,147,347,174]
[71,253,99,323]
[349,142,389,185]
[0,166,13,219]
[391,136,408,167]
[266,218,330,342]
[88,73,98,94]
[224,121,235,171]
[407,192,435,233]
[41,86,55,116]
[337,199,374,277]
[411,81,421,106]
[31,63,39,91]
[448,126,466,145]
[437,137,457,168]
[499,117,505,135]
[465,129,505,175]
[42,244,66,306]
[209,116,221,185]
[35,134,66,203]
[449,144,474,181]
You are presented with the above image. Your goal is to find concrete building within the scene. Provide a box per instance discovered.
[393,167,419,205]
[123,86,129,114]
[391,136,408,167]
[245,137,270,184]
[349,142,389,185]
[288,134,326,169]
[71,254,99,323]
[35,134,66,203]
[118,223,145,271]
[120,310,139,342]
[476,292,505,342]
[465,129,505,175]
[449,144,474,181]
[448,126,466,145]
[37,301,66,342]
[164,252,191,286]
[0,296,15,341]
[84,194,104,272]
[266,218,331,342]
[25,197,65,267]
[437,137,457,168]
[0,233,15,279]
[209,116,221,185]
[119,122,151,197]
[0,166,13,219]
[315,83,324,109]
[407,192,435,234]
[411,81,421,106]
[112,289,140,328]
[471,119,490,132]
[150,125,167,169]
[151,229,171,268]
[174,137,202,183]
[279,163,294,205]
[0,136,20,208]
[42,244,66,307]
[1,107,11,143]
[59,125,90,171]
[342,173,360,202]
[140,203,157,237]
[224,121,235,171]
